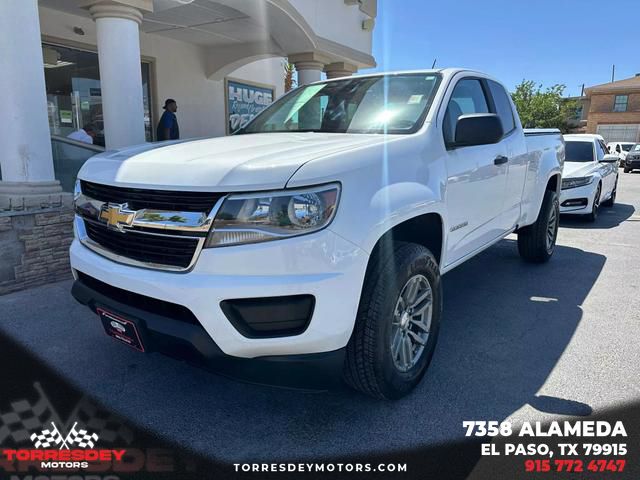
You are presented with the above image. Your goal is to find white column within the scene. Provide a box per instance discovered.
[88,2,147,149]
[0,0,55,183]
[289,53,329,86]
[296,63,324,86]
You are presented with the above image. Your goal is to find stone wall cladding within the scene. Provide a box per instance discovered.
[0,207,74,295]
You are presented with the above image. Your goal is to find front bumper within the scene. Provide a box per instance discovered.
[69,219,369,360]
[559,181,597,214]
[71,274,346,388]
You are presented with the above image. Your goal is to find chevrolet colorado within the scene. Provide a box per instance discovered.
[71,69,564,399]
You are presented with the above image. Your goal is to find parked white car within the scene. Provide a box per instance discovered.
[607,141,634,164]
[71,69,564,399]
[561,134,619,221]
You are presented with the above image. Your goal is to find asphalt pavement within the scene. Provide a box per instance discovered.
[1,171,639,467]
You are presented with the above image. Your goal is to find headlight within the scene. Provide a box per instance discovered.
[561,176,594,190]
[205,183,340,247]
[73,179,82,202]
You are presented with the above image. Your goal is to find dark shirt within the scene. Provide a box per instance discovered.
[156,111,179,141]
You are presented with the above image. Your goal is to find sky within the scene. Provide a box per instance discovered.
[363,0,639,97]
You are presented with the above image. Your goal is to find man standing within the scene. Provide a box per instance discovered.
[67,123,97,144]
[156,98,180,141]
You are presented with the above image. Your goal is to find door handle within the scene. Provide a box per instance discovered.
[494,155,509,165]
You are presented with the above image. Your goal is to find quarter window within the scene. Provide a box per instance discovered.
[487,80,516,135]
[443,79,489,145]
[613,95,628,112]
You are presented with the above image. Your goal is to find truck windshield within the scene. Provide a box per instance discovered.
[240,73,442,135]
[565,141,594,162]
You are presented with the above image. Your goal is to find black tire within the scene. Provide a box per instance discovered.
[602,178,617,207]
[344,242,442,399]
[517,188,559,263]
[624,167,630,173]
[585,183,601,222]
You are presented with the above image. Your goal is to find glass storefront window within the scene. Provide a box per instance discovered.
[43,43,153,146]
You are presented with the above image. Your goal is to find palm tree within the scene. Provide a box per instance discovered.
[284,62,296,92]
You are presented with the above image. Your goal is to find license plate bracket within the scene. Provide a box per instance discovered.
[97,307,145,352]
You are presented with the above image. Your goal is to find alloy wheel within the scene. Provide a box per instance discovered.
[593,185,600,216]
[391,274,433,373]
[546,202,559,252]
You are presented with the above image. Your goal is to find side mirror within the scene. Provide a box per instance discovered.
[601,154,619,163]
[453,113,504,147]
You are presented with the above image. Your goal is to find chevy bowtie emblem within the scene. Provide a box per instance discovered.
[100,203,136,231]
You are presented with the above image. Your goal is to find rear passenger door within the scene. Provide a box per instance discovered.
[486,80,528,230]
[442,77,509,265]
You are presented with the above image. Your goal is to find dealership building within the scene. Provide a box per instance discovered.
[0,0,376,294]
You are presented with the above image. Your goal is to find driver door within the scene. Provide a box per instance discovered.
[442,78,510,266]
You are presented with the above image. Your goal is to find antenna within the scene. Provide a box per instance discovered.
[611,64,615,83]
[431,58,437,69]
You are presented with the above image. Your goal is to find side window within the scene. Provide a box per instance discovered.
[487,80,516,135]
[616,144,621,153]
[443,79,489,145]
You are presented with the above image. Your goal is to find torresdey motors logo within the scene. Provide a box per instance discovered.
[1,421,125,469]
[1,383,130,471]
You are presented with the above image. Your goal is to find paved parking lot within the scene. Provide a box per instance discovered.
[1,172,639,465]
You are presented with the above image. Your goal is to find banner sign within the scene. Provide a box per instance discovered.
[225,78,274,134]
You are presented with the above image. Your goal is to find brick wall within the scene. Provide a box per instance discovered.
[586,92,640,133]
[0,207,74,295]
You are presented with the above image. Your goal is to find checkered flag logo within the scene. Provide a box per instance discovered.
[29,422,100,449]
[30,422,64,448]
[66,422,99,448]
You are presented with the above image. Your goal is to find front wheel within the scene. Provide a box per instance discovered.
[585,183,601,222]
[344,242,442,399]
[517,189,559,263]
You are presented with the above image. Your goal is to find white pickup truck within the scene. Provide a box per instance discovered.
[71,69,564,399]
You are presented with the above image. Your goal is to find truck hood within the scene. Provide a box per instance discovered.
[563,161,597,178]
[78,133,387,191]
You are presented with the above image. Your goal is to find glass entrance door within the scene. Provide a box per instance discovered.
[43,43,153,146]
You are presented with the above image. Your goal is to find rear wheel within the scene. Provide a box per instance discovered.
[585,184,601,222]
[344,242,442,399]
[517,188,559,263]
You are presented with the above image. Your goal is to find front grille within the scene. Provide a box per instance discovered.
[80,180,223,212]
[84,220,199,268]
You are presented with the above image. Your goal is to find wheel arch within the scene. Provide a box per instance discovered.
[546,173,561,194]
[366,212,445,276]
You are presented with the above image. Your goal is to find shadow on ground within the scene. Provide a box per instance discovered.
[0,239,606,472]
[560,203,635,229]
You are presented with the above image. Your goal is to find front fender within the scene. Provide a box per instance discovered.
[359,182,446,254]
